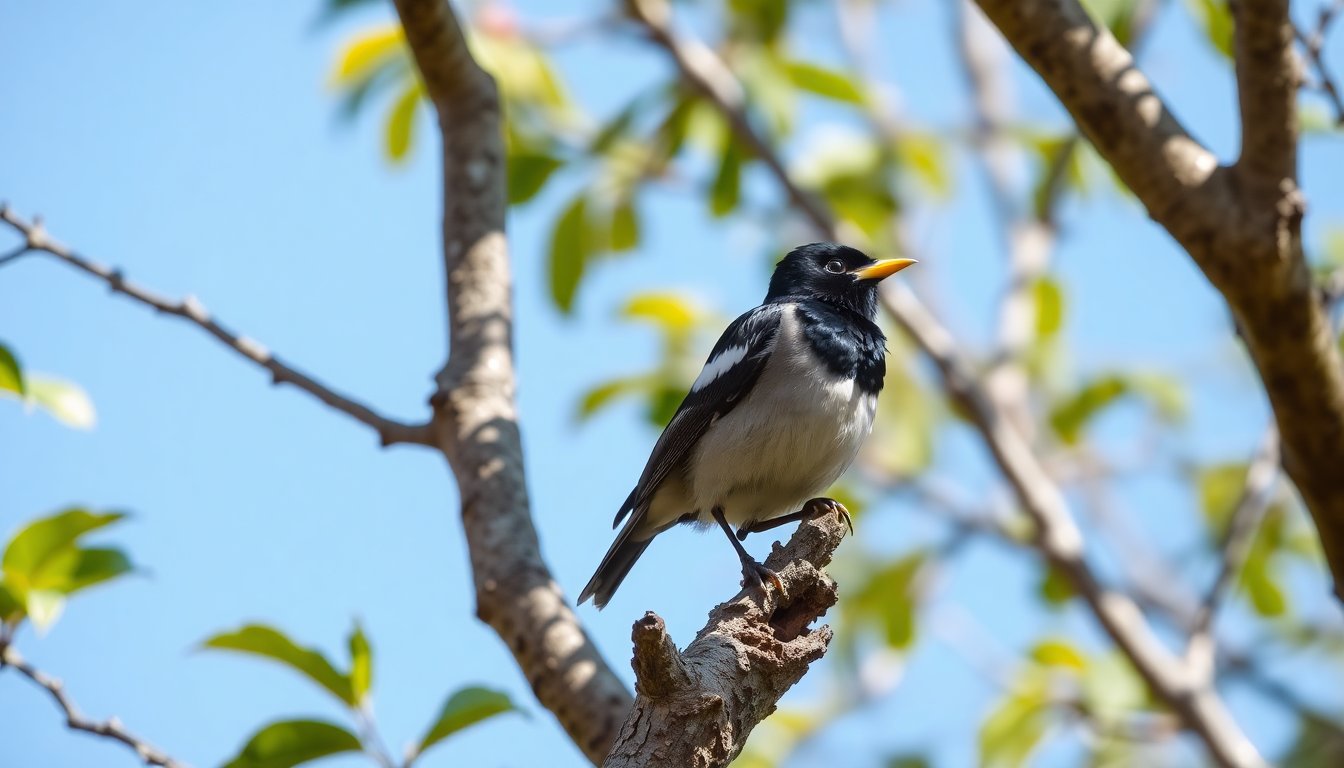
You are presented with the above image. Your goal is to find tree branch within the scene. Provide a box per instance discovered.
[388,1,631,763]
[974,0,1344,614]
[1234,0,1301,207]
[1295,1,1344,127]
[603,514,846,768]
[0,640,184,768]
[625,3,1264,765]
[0,206,431,448]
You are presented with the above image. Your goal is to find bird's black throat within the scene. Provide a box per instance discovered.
[791,298,887,395]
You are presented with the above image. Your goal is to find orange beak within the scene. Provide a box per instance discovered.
[851,258,917,281]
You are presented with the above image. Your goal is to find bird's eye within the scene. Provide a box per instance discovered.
[824,259,845,274]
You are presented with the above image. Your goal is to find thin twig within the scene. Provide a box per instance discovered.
[0,641,185,768]
[0,205,431,447]
[1295,0,1344,126]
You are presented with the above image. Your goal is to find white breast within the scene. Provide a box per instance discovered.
[685,304,877,526]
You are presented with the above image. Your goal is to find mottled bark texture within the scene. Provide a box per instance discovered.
[973,0,1344,603]
[603,514,846,768]
[391,1,631,763]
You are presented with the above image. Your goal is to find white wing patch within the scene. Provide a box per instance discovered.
[691,344,749,392]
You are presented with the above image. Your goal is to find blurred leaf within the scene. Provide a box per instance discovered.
[549,196,588,313]
[591,97,645,155]
[24,375,96,429]
[896,134,949,196]
[1187,0,1233,58]
[202,625,355,706]
[507,152,563,205]
[222,719,361,768]
[332,25,404,87]
[784,60,864,105]
[1242,555,1288,616]
[577,376,651,420]
[728,0,789,43]
[710,137,744,217]
[3,508,125,586]
[886,756,931,768]
[348,621,372,704]
[1082,0,1139,45]
[1082,653,1148,723]
[25,589,64,632]
[0,583,22,623]
[1038,564,1075,607]
[29,547,133,594]
[384,82,423,162]
[1030,638,1087,671]
[1048,372,1184,444]
[0,342,23,396]
[1032,277,1064,339]
[621,293,699,332]
[417,686,520,756]
[850,551,927,650]
[646,382,686,428]
[1283,716,1344,768]
[610,199,640,252]
[980,676,1050,768]
[1197,463,1248,537]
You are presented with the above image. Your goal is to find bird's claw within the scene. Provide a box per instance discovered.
[741,560,784,595]
[805,497,854,537]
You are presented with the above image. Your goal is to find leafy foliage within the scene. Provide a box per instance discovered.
[0,508,135,631]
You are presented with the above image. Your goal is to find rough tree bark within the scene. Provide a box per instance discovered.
[390,0,631,762]
[603,514,847,768]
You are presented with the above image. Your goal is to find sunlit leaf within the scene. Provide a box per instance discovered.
[0,583,22,623]
[896,134,949,196]
[384,82,423,162]
[1081,653,1148,723]
[621,293,700,331]
[348,621,372,704]
[222,719,361,768]
[1030,639,1087,671]
[0,342,23,396]
[416,686,520,756]
[3,508,126,586]
[784,60,864,105]
[1081,0,1139,45]
[1032,277,1064,339]
[577,376,651,420]
[507,152,563,205]
[25,589,64,632]
[332,25,405,87]
[849,551,927,650]
[202,625,355,706]
[549,196,588,313]
[29,547,133,594]
[1038,564,1075,607]
[24,375,96,429]
[1047,373,1183,444]
[1197,463,1248,537]
[979,675,1050,768]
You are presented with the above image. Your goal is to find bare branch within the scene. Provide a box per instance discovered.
[389,1,631,763]
[0,641,184,768]
[625,3,1264,764]
[0,206,431,448]
[1295,1,1344,126]
[603,514,845,768]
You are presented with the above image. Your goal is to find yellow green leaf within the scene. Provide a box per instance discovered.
[384,82,423,162]
[332,25,405,86]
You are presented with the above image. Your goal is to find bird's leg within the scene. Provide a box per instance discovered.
[712,506,784,594]
[734,497,853,541]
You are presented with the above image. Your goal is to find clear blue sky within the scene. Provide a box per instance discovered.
[3,2,1343,767]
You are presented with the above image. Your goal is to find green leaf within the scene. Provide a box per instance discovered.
[1048,373,1184,444]
[710,137,743,217]
[30,547,133,594]
[784,60,864,105]
[1081,653,1148,723]
[1188,0,1234,58]
[1081,0,1139,45]
[384,82,422,162]
[610,199,640,252]
[24,375,96,429]
[332,25,404,86]
[25,589,65,631]
[0,583,22,623]
[417,686,520,756]
[979,677,1051,768]
[0,342,23,396]
[1197,463,1248,536]
[1030,639,1087,671]
[507,152,563,205]
[646,383,686,428]
[549,196,588,313]
[202,625,355,706]
[849,551,927,650]
[3,508,126,586]
[621,292,699,331]
[577,376,650,420]
[348,621,372,704]
[222,719,361,768]
[1038,564,1075,607]
[896,134,949,196]
[1032,277,1064,339]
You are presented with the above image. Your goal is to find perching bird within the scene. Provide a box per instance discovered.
[577,243,915,609]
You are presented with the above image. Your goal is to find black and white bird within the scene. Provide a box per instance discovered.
[577,243,915,609]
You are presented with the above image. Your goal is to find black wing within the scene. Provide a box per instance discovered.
[612,303,785,528]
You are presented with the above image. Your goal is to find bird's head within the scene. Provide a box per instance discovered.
[765,243,916,320]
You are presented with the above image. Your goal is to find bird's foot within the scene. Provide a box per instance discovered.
[739,557,784,595]
[803,497,854,537]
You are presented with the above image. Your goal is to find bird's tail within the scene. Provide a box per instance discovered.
[577,515,653,610]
